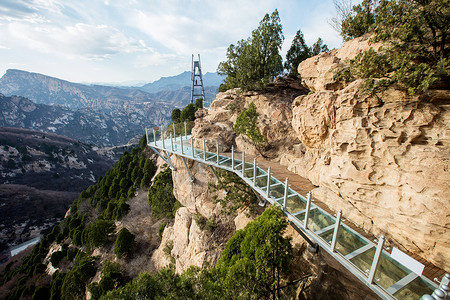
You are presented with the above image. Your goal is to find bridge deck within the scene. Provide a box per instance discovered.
[146,128,444,300]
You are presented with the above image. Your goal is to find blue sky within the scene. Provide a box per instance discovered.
[0,0,352,84]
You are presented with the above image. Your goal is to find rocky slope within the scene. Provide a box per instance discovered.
[191,35,450,271]
[0,127,127,252]
[0,94,170,146]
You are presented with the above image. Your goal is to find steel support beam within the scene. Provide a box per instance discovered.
[181,156,194,182]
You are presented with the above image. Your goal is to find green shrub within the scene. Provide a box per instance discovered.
[114,228,136,258]
[234,102,265,147]
[50,251,64,267]
[148,168,177,219]
[180,104,195,122]
[61,253,96,300]
[158,222,166,239]
[66,247,79,262]
[86,220,115,248]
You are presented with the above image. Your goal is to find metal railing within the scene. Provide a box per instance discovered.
[146,123,443,300]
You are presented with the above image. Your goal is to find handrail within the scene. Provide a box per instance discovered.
[146,124,440,300]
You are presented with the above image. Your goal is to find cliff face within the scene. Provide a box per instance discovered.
[151,156,244,274]
[191,36,449,271]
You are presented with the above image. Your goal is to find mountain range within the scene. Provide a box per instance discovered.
[0,69,224,146]
[0,69,223,110]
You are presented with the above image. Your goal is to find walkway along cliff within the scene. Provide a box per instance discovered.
[147,35,449,300]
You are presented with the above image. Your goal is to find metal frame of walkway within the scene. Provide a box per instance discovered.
[146,123,442,300]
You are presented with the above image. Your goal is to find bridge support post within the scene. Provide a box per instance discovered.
[153,128,156,146]
[231,146,235,170]
[145,128,149,145]
[304,192,312,229]
[180,133,184,154]
[203,140,206,160]
[266,167,271,197]
[161,126,165,149]
[216,140,219,165]
[253,158,257,184]
[209,165,219,181]
[331,210,342,252]
[368,235,385,284]
[170,133,174,151]
[242,151,245,176]
[283,177,289,209]
[181,156,194,182]
[173,123,176,139]
[191,137,195,158]
[149,146,175,170]
[184,121,187,138]
[164,150,176,169]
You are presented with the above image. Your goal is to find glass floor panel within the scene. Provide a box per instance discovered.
[350,247,375,276]
[319,225,369,256]
[376,252,412,289]
[350,248,412,289]
[256,167,266,177]
[393,276,435,300]
[244,162,253,169]
[206,153,217,160]
[255,176,268,189]
[193,149,203,159]
[220,157,233,168]
[244,168,254,178]
[232,160,242,170]
[296,209,335,232]
[269,183,285,199]
[285,194,306,213]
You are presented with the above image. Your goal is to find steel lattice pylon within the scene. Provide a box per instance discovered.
[191,54,206,105]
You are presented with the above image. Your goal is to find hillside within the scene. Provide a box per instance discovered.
[0,69,155,110]
[0,94,171,147]
[0,127,128,252]
[0,69,222,111]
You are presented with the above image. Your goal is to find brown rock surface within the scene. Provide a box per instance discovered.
[192,43,449,271]
[151,156,243,273]
[298,34,382,92]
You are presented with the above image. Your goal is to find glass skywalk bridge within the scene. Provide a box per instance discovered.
[146,123,441,300]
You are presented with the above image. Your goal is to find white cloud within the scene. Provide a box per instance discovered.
[0,0,344,82]
[5,22,153,60]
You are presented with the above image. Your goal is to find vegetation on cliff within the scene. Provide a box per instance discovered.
[333,0,449,94]
[0,135,156,299]
[234,102,266,148]
[208,167,259,216]
[284,30,329,76]
[102,207,292,300]
[218,10,284,91]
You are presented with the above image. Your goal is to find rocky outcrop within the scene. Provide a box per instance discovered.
[151,156,241,273]
[297,34,382,92]
[191,36,449,271]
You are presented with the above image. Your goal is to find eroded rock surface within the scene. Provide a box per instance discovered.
[191,36,449,270]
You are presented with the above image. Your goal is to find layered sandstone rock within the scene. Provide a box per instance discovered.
[151,156,243,273]
[191,36,449,271]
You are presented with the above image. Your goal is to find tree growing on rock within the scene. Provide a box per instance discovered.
[284,29,311,76]
[218,10,284,91]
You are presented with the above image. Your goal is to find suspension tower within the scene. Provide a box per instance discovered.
[191,54,206,105]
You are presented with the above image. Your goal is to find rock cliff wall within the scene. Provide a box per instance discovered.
[151,156,243,274]
[191,35,449,271]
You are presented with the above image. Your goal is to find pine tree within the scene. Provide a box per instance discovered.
[284,29,311,76]
[218,10,284,91]
[311,37,329,56]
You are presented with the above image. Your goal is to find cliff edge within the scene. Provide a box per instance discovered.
[193,35,449,271]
